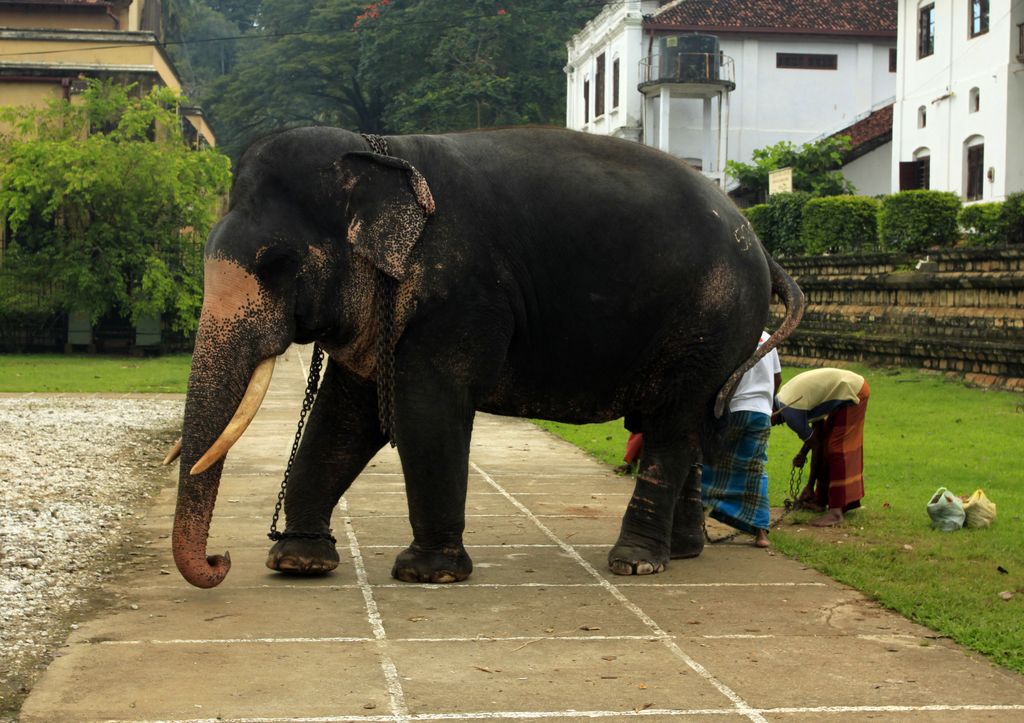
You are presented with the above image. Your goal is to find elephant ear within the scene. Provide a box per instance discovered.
[336,151,436,281]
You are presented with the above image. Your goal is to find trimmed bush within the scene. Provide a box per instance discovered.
[800,195,880,254]
[761,191,811,256]
[743,204,771,249]
[1002,191,1024,245]
[878,190,961,252]
[959,202,1005,246]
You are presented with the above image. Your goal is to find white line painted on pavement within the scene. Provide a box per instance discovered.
[470,461,770,723]
[126,701,1024,722]
[339,498,411,723]
[127,579,828,593]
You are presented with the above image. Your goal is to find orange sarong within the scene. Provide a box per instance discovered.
[814,381,870,511]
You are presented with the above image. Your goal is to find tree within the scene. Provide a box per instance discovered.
[172,0,601,159]
[0,81,232,335]
[201,0,380,159]
[356,1,597,134]
[726,135,856,201]
[164,2,242,102]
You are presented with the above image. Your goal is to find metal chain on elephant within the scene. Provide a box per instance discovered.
[374,272,399,447]
[361,132,400,448]
[786,465,805,511]
[704,465,804,544]
[268,344,331,542]
[268,132,399,543]
[362,132,389,156]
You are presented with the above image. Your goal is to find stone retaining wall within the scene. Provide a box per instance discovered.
[771,247,1024,391]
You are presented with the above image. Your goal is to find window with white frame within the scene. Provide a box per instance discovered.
[969,87,980,113]
[918,105,927,127]
[965,137,985,201]
[899,147,931,190]
[612,57,620,110]
[918,3,935,58]
[970,0,989,38]
[595,53,606,117]
[583,76,590,124]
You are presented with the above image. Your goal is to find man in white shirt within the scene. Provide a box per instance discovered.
[701,331,782,547]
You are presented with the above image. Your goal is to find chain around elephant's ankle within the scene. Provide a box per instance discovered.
[268,530,337,543]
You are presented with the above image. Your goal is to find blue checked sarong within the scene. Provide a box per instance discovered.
[701,410,771,535]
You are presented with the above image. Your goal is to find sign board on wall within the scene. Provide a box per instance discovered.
[768,167,794,195]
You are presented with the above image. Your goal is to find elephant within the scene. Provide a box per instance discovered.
[170,125,804,589]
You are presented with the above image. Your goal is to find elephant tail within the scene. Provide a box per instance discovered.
[713,254,805,418]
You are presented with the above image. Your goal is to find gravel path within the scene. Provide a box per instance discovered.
[0,395,183,719]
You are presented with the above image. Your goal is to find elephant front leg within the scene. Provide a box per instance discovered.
[609,421,699,575]
[266,361,386,575]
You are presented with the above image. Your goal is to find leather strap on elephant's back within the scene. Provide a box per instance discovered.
[361,133,398,447]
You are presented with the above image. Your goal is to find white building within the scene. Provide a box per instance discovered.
[892,0,1024,201]
[566,0,898,193]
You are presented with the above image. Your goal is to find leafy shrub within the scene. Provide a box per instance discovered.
[0,80,230,335]
[725,136,855,200]
[1002,191,1024,245]
[757,191,811,256]
[800,195,880,254]
[878,190,961,252]
[959,202,1005,246]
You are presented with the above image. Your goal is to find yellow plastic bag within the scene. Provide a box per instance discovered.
[962,488,997,529]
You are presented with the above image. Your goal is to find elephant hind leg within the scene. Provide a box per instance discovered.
[608,416,701,576]
[670,463,705,559]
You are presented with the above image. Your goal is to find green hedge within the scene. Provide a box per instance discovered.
[1003,191,1024,245]
[742,192,811,256]
[959,202,1005,246]
[744,188,1023,257]
[801,195,880,254]
[878,190,961,252]
[744,203,771,249]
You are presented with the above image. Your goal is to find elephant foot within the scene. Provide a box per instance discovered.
[266,535,340,575]
[607,543,669,576]
[391,542,472,584]
[669,528,705,559]
[670,471,705,560]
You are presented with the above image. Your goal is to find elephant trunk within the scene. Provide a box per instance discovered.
[171,255,287,588]
[172,343,277,588]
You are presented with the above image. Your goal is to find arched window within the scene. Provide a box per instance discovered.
[969,87,980,113]
[964,135,985,200]
[918,105,928,127]
[901,147,931,190]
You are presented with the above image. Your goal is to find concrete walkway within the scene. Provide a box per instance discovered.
[20,346,1024,722]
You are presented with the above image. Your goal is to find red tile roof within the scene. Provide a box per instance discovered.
[650,0,897,37]
[835,103,893,148]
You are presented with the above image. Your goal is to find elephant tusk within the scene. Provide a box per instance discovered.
[163,438,182,466]
[190,356,277,476]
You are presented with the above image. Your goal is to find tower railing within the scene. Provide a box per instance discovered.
[638,52,735,87]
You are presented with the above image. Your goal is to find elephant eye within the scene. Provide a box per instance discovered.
[254,246,299,288]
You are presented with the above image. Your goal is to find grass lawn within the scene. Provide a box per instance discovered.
[535,365,1024,675]
[0,354,192,393]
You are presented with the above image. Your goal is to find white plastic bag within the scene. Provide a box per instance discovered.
[927,487,965,532]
